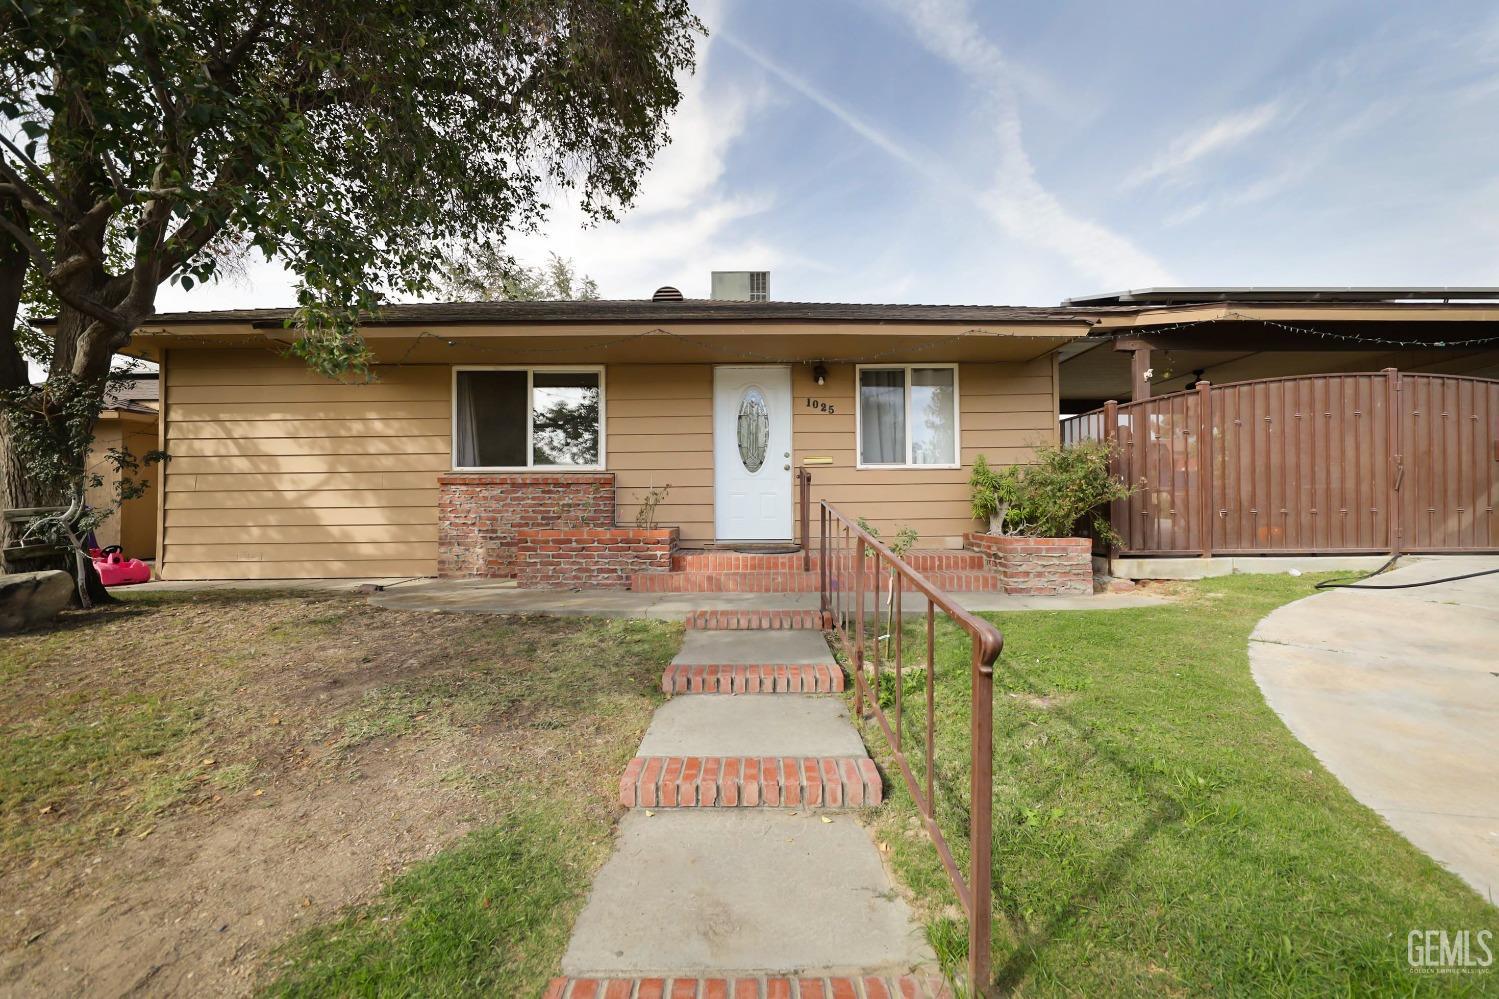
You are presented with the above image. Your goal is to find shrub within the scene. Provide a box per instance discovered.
[969,441,1132,543]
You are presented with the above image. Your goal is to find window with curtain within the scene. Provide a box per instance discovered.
[454,368,602,469]
[857,365,958,466]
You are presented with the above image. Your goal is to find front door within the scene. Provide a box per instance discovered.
[714,366,793,541]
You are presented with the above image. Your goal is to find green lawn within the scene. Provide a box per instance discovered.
[858,575,1496,996]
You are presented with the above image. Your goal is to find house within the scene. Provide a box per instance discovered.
[84,372,160,559]
[124,291,1105,587]
[119,283,1499,585]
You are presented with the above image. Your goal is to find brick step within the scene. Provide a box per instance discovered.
[545,974,952,998]
[662,663,845,695]
[635,571,1003,593]
[683,610,831,630]
[673,549,985,573]
[619,756,881,809]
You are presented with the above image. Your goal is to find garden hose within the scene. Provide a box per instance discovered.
[1314,555,1499,590]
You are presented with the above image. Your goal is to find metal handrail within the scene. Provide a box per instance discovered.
[797,467,812,572]
[818,500,1003,995]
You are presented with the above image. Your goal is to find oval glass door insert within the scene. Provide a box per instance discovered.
[736,386,770,473]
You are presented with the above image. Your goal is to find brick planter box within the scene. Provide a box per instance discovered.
[516,527,678,590]
[438,473,676,588]
[964,533,1092,595]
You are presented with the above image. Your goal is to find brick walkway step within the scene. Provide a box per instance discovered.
[673,550,985,573]
[632,570,1003,594]
[619,756,881,808]
[662,663,845,694]
[683,610,831,630]
[545,974,953,998]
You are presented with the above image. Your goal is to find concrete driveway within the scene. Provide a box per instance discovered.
[1249,556,1499,903]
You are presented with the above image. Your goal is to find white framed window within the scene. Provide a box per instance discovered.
[452,366,606,471]
[855,364,959,468]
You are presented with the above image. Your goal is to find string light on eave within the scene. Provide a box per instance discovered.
[1115,311,1499,349]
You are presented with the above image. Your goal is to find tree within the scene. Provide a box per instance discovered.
[439,249,601,301]
[0,0,701,578]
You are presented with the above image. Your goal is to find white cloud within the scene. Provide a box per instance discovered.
[881,0,1174,288]
[1124,100,1284,189]
[501,0,789,298]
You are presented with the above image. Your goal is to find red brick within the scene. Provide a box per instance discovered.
[679,757,701,806]
[859,758,882,803]
[839,758,862,806]
[781,758,802,806]
[821,758,842,807]
[640,757,664,808]
[829,980,858,999]
[802,758,823,807]
[732,978,759,999]
[670,980,698,999]
[863,978,891,999]
[699,757,721,806]
[798,980,826,999]
[764,980,791,999]
[701,979,728,999]
[544,978,567,999]
[637,980,666,999]
[742,758,761,807]
[570,981,600,999]
[660,757,683,807]
[604,981,633,999]
[721,758,741,806]
[619,757,644,807]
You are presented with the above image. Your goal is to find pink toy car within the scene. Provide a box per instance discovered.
[90,546,152,586]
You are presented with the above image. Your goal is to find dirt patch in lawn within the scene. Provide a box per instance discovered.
[0,590,675,997]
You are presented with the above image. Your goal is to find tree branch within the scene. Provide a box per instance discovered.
[0,147,65,228]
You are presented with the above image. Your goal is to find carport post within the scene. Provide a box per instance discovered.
[1384,367,1403,557]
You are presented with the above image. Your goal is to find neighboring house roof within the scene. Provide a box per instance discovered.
[103,372,159,416]
[1064,287,1499,307]
[146,299,1128,327]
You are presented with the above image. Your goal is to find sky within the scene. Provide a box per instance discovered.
[157,0,1499,313]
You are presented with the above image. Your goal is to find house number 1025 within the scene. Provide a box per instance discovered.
[805,398,836,414]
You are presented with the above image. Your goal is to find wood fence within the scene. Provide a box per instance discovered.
[1060,369,1499,556]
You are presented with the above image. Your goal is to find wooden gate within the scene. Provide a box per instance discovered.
[1060,369,1499,556]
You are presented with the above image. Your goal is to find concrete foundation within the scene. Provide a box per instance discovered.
[1110,554,1396,580]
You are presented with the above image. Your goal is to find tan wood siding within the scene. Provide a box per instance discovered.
[85,419,160,557]
[160,351,1060,574]
[606,364,715,544]
[792,360,1058,547]
[161,350,447,579]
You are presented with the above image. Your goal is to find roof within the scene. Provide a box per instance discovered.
[1063,287,1499,307]
[145,299,1121,327]
[104,372,159,413]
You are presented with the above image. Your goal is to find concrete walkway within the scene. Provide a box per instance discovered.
[554,628,945,997]
[369,578,1166,617]
[1249,556,1499,903]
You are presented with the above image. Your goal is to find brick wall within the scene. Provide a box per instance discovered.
[438,473,614,578]
[438,473,675,587]
[964,533,1093,595]
[516,527,678,589]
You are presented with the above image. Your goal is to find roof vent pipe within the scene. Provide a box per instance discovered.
[652,285,683,302]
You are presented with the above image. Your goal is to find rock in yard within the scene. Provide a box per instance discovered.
[0,570,74,632]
